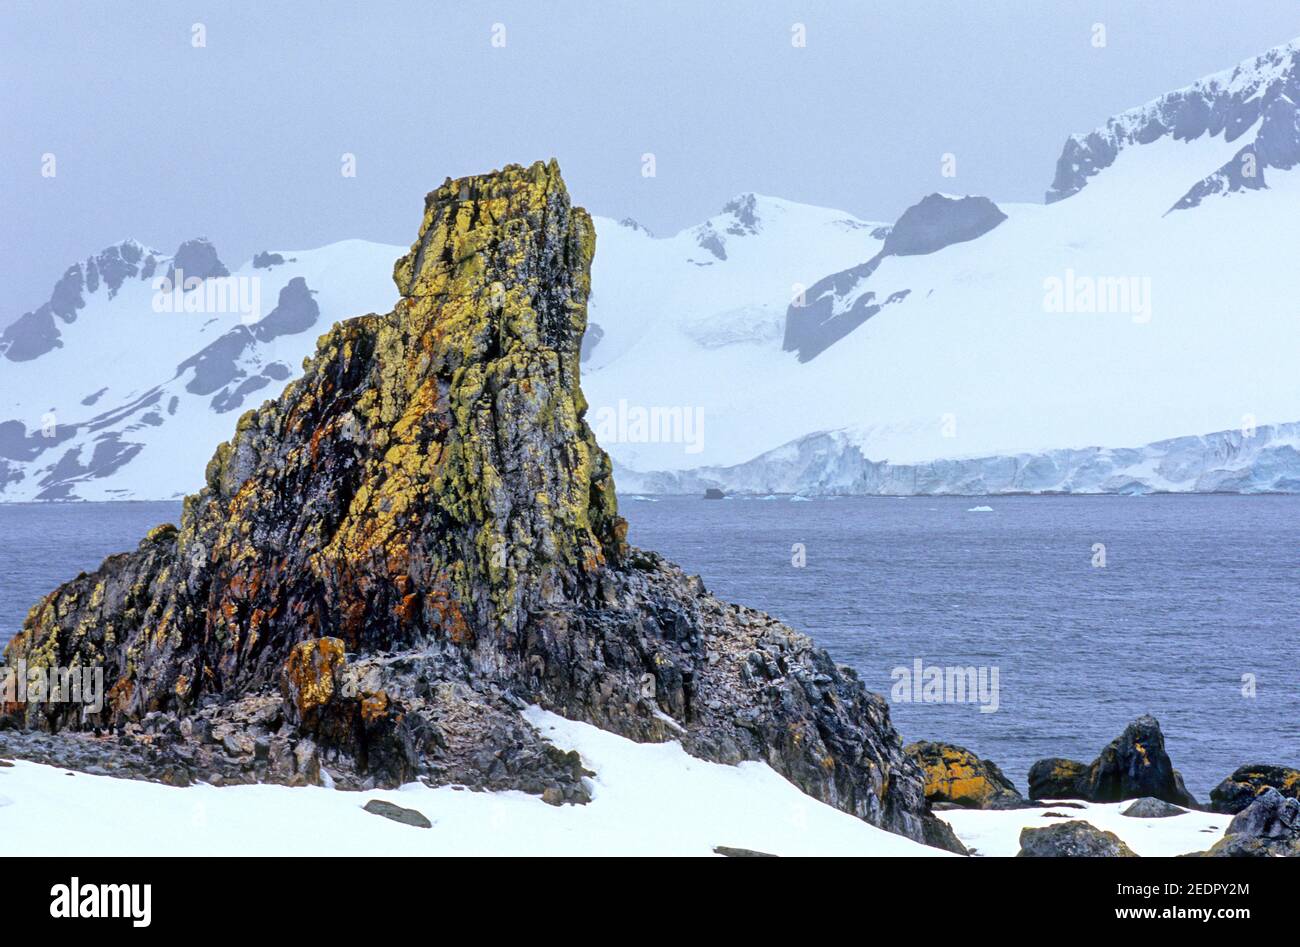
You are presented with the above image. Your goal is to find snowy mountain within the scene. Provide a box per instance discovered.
[585,37,1300,484]
[4,37,1300,500]
[0,239,403,499]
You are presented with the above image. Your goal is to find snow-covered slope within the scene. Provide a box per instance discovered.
[0,706,1226,856]
[0,708,945,857]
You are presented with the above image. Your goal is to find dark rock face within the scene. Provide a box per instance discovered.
[1027,716,1197,807]
[253,251,287,269]
[782,192,1002,361]
[905,741,1027,810]
[1203,788,1300,857]
[1081,715,1197,807]
[1,161,960,853]
[1209,764,1300,814]
[881,194,1006,257]
[1121,797,1187,819]
[363,799,432,828]
[164,238,229,286]
[1017,821,1138,857]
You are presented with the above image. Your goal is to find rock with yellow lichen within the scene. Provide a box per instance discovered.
[1209,763,1300,814]
[905,740,1027,809]
[1028,715,1198,808]
[0,161,961,851]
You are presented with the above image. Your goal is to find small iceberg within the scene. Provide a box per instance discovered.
[790,495,813,502]
[628,495,659,503]
[967,505,994,512]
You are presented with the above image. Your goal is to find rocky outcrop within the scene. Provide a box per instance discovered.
[905,741,1027,810]
[1027,716,1197,807]
[164,237,229,286]
[1202,788,1300,857]
[880,194,1006,257]
[0,161,961,852]
[1209,764,1300,814]
[1017,821,1138,857]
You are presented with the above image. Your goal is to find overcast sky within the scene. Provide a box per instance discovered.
[4,1,1298,310]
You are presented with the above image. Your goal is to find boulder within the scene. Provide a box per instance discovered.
[1121,797,1187,818]
[363,799,432,829]
[1209,764,1300,814]
[1027,758,1089,801]
[1203,788,1300,857]
[1027,716,1197,807]
[1081,715,1197,807]
[1017,821,1138,857]
[905,741,1027,809]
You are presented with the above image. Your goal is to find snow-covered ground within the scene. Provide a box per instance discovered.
[0,708,943,857]
[0,707,1228,856]
[941,802,1227,858]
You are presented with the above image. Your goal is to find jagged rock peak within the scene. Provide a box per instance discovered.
[3,161,959,852]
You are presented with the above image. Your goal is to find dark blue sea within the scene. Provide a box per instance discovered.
[1,495,1295,799]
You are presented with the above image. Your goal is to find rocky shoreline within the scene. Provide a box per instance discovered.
[906,714,1300,856]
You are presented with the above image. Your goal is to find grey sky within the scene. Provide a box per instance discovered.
[4,1,1298,312]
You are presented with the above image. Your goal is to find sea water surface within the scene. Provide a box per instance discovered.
[1,496,1295,799]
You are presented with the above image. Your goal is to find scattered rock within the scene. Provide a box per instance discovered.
[905,741,1028,809]
[363,799,432,829]
[1209,764,1300,814]
[713,846,777,857]
[1122,796,1187,818]
[1017,821,1138,857]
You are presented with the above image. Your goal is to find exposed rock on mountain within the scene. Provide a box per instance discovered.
[1047,38,1300,208]
[905,740,1028,809]
[781,192,1004,361]
[1209,763,1300,814]
[0,161,961,852]
[164,238,229,286]
[0,239,159,362]
[1027,716,1197,807]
